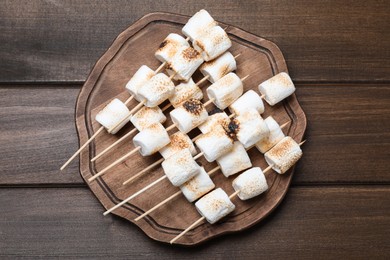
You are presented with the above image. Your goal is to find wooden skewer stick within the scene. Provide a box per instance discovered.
[88,146,141,182]
[60,126,105,170]
[107,100,145,133]
[124,95,134,105]
[154,62,166,74]
[91,128,138,162]
[123,157,165,185]
[104,175,167,216]
[170,189,241,244]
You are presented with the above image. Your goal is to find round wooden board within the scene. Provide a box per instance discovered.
[75,12,307,246]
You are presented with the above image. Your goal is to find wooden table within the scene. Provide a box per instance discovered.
[1,1,389,258]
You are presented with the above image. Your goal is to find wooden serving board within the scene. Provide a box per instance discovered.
[75,12,306,246]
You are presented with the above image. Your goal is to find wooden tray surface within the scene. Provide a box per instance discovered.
[75,12,307,246]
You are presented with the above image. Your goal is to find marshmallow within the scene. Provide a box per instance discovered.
[182,9,217,42]
[195,125,234,162]
[195,188,235,224]
[229,90,264,116]
[193,25,232,61]
[258,72,296,106]
[95,98,131,134]
[130,106,166,131]
[229,109,269,148]
[207,72,244,110]
[155,33,190,63]
[168,78,203,108]
[125,65,155,102]
[216,141,252,177]
[198,111,230,134]
[264,136,302,174]
[255,116,285,153]
[166,46,204,81]
[170,99,209,134]
[159,131,197,159]
[180,167,215,202]
[200,51,237,83]
[133,123,170,156]
[232,167,268,200]
[161,149,201,187]
[137,73,175,107]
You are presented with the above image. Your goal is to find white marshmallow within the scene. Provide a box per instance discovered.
[130,106,166,131]
[230,109,270,148]
[200,51,237,83]
[258,72,296,106]
[159,131,197,159]
[155,33,190,63]
[182,9,217,42]
[180,167,215,203]
[95,98,131,134]
[125,65,155,102]
[195,188,235,224]
[229,90,264,116]
[137,73,175,107]
[166,46,204,81]
[193,25,232,61]
[264,136,303,174]
[232,167,268,200]
[133,123,170,156]
[195,125,234,162]
[170,99,209,134]
[168,78,203,108]
[198,111,229,134]
[207,72,244,110]
[161,149,201,187]
[255,116,285,153]
[216,141,252,177]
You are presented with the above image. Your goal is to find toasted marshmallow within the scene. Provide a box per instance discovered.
[170,99,209,134]
[216,142,252,177]
[264,136,302,174]
[198,111,229,134]
[195,125,234,162]
[200,51,237,83]
[155,33,190,63]
[133,122,170,156]
[229,109,269,148]
[180,167,215,202]
[162,149,201,187]
[168,78,203,108]
[195,188,235,224]
[125,65,155,102]
[229,90,264,116]
[207,72,243,110]
[232,167,268,200]
[255,116,285,153]
[193,25,232,61]
[130,106,166,131]
[137,73,175,107]
[95,98,131,134]
[159,131,197,159]
[258,72,295,106]
[182,9,217,42]
[166,46,204,81]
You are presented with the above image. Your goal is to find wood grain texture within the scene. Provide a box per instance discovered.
[0,187,388,258]
[1,84,389,185]
[74,12,305,245]
[1,0,389,82]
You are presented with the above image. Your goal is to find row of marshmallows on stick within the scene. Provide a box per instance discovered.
[60,9,236,171]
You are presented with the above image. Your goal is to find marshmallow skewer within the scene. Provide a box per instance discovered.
[103,152,205,216]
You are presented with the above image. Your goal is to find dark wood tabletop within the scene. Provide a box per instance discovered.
[1,1,389,258]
